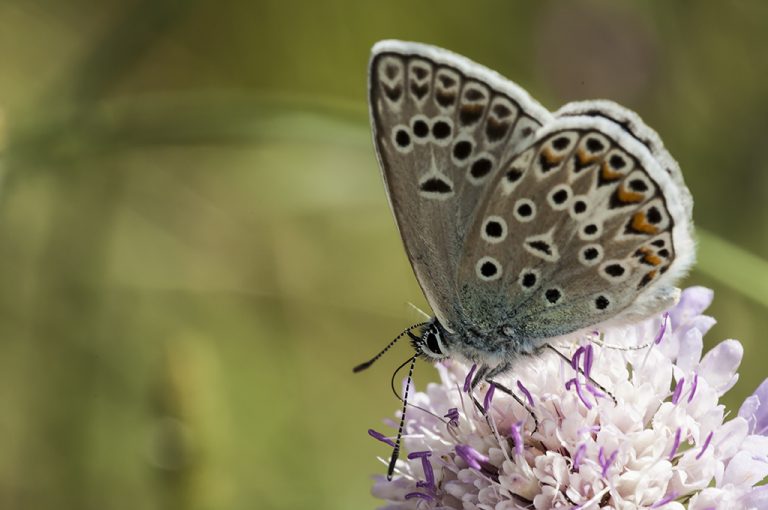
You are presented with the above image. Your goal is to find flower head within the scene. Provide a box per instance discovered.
[370,288,768,509]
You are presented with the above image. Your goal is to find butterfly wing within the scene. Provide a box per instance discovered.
[456,102,694,339]
[368,40,553,329]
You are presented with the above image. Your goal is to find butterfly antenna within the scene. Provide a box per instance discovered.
[387,353,418,481]
[389,350,446,419]
[352,322,427,373]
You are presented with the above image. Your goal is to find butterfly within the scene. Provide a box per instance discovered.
[356,40,694,476]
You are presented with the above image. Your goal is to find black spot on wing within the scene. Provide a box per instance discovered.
[459,104,484,125]
[528,240,552,255]
[453,141,472,160]
[410,82,429,99]
[436,91,456,107]
[420,178,452,194]
[384,85,402,102]
[470,158,493,179]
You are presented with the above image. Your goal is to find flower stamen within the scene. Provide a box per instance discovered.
[368,428,396,447]
[572,443,587,471]
[404,492,433,501]
[688,373,698,403]
[483,383,496,413]
[566,377,593,410]
[651,491,678,508]
[655,312,669,344]
[669,427,682,460]
[408,451,435,491]
[455,444,489,470]
[444,407,459,427]
[672,377,685,405]
[696,431,713,460]
[510,421,524,456]
[517,380,534,407]
[464,364,477,393]
[598,447,618,478]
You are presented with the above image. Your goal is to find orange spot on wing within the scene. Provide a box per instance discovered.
[541,148,562,165]
[617,184,645,204]
[576,149,597,166]
[631,212,659,235]
[601,161,623,181]
[637,247,662,266]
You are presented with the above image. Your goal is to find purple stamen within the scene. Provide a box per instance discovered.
[566,377,593,410]
[583,344,594,377]
[405,492,434,501]
[651,492,678,508]
[572,443,587,470]
[696,431,714,460]
[585,383,605,399]
[409,451,435,490]
[368,428,396,447]
[688,373,698,403]
[510,421,524,456]
[577,425,600,435]
[655,312,669,345]
[669,427,682,460]
[483,383,496,413]
[464,364,477,393]
[444,407,460,427]
[571,346,585,370]
[598,447,618,478]
[672,377,685,405]
[422,458,435,489]
[455,444,489,470]
[517,380,534,407]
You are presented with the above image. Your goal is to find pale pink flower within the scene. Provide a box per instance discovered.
[369,287,768,509]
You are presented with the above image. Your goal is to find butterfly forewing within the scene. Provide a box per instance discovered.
[369,41,552,328]
[457,115,694,339]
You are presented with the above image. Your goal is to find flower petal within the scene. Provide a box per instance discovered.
[668,286,713,330]
[721,450,768,489]
[674,328,704,374]
[739,378,768,436]
[741,485,768,509]
[699,339,743,395]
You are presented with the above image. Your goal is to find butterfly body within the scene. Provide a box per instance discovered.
[369,40,694,377]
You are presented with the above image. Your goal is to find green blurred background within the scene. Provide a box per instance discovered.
[1,1,767,509]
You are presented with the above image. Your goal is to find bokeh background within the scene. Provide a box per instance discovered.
[1,1,767,509]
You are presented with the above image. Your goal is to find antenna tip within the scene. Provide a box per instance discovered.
[353,360,373,373]
[387,447,400,480]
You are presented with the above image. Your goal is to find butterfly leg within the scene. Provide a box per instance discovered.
[471,362,540,433]
[545,344,617,404]
[485,363,539,433]
[468,364,491,413]
[485,379,540,434]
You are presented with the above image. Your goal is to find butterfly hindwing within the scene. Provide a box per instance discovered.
[369,40,552,328]
[456,109,694,339]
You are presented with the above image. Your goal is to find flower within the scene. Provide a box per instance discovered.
[369,288,768,509]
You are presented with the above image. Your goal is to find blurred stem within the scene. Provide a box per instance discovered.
[10,1,200,508]
[697,228,768,309]
[20,162,123,509]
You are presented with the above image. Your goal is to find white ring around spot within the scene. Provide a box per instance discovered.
[481,215,508,244]
[513,198,536,223]
[476,256,502,281]
[579,244,603,266]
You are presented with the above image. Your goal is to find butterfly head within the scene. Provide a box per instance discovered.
[411,319,451,361]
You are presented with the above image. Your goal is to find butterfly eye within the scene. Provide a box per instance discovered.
[422,329,446,358]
